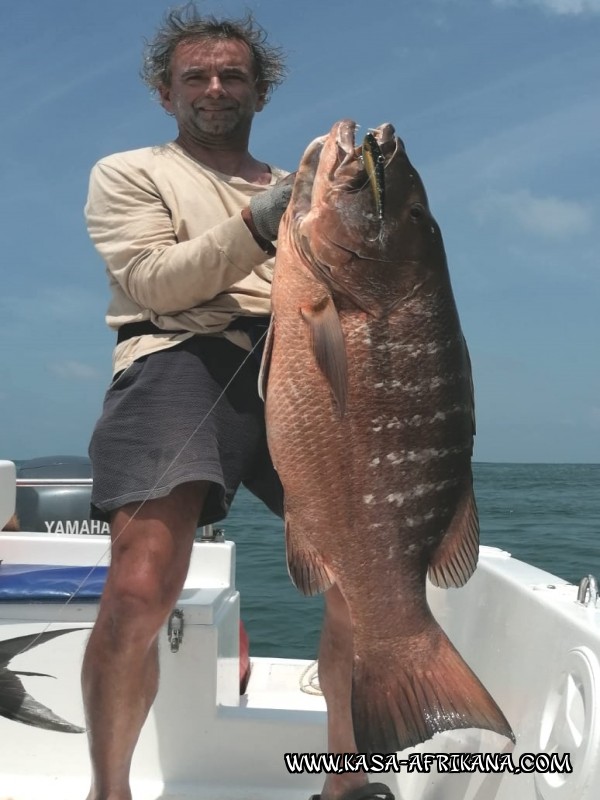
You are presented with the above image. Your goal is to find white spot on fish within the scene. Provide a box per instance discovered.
[386,493,405,506]
[369,457,381,467]
[381,446,469,466]
[370,337,460,361]
[363,494,376,505]
[429,404,469,423]
[400,501,455,531]
[370,374,464,395]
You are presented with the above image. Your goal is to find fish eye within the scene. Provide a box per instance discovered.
[409,204,425,221]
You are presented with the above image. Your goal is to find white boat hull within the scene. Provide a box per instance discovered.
[1,461,599,800]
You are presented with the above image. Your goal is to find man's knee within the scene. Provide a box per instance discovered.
[99,488,204,635]
[98,558,184,643]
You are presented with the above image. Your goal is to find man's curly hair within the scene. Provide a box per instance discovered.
[141,2,287,103]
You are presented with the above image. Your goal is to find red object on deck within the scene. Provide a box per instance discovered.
[239,620,250,694]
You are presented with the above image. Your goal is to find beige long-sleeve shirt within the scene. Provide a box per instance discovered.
[85,141,287,376]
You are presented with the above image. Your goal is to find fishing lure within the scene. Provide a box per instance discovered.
[362,131,385,221]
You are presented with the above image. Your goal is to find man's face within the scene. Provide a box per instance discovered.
[159,37,267,143]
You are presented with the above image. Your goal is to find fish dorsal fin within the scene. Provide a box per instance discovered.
[428,478,479,588]
[258,316,275,402]
[300,296,347,417]
[462,334,476,437]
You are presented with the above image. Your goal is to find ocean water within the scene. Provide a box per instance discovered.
[224,463,599,659]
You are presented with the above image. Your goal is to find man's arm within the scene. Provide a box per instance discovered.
[85,160,278,316]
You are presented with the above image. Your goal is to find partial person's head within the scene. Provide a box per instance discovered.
[141,3,286,144]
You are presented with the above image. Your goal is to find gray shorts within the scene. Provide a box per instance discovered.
[88,336,284,526]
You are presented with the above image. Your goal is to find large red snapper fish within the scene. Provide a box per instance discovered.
[260,119,514,753]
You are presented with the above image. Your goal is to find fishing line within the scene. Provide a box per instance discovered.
[12,327,270,659]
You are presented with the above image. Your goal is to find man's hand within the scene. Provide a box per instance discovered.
[248,174,295,242]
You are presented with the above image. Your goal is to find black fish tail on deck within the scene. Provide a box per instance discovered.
[351,627,515,754]
[0,627,87,733]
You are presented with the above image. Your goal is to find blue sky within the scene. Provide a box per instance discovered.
[1,0,598,463]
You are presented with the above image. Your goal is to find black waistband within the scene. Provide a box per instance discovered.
[116,321,179,343]
[116,317,271,344]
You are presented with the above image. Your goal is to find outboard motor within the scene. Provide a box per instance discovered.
[14,455,109,535]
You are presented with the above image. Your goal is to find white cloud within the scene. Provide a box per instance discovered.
[48,361,103,381]
[494,0,600,14]
[420,91,599,213]
[474,188,593,238]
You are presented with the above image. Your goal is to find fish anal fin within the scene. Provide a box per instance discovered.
[428,478,479,589]
[351,627,515,754]
[285,519,335,597]
[300,296,347,417]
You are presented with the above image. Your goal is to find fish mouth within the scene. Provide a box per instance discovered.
[290,120,400,227]
[330,120,401,226]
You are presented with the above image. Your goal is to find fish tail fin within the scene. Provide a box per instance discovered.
[351,626,514,754]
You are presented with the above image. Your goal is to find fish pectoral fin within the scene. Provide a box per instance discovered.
[285,519,335,596]
[300,296,348,417]
[428,478,479,588]
[0,669,85,733]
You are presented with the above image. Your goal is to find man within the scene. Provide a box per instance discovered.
[83,5,393,800]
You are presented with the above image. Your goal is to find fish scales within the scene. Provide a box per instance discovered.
[262,119,514,754]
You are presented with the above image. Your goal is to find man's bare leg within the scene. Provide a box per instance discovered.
[81,480,209,800]
[317,585,369,800]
